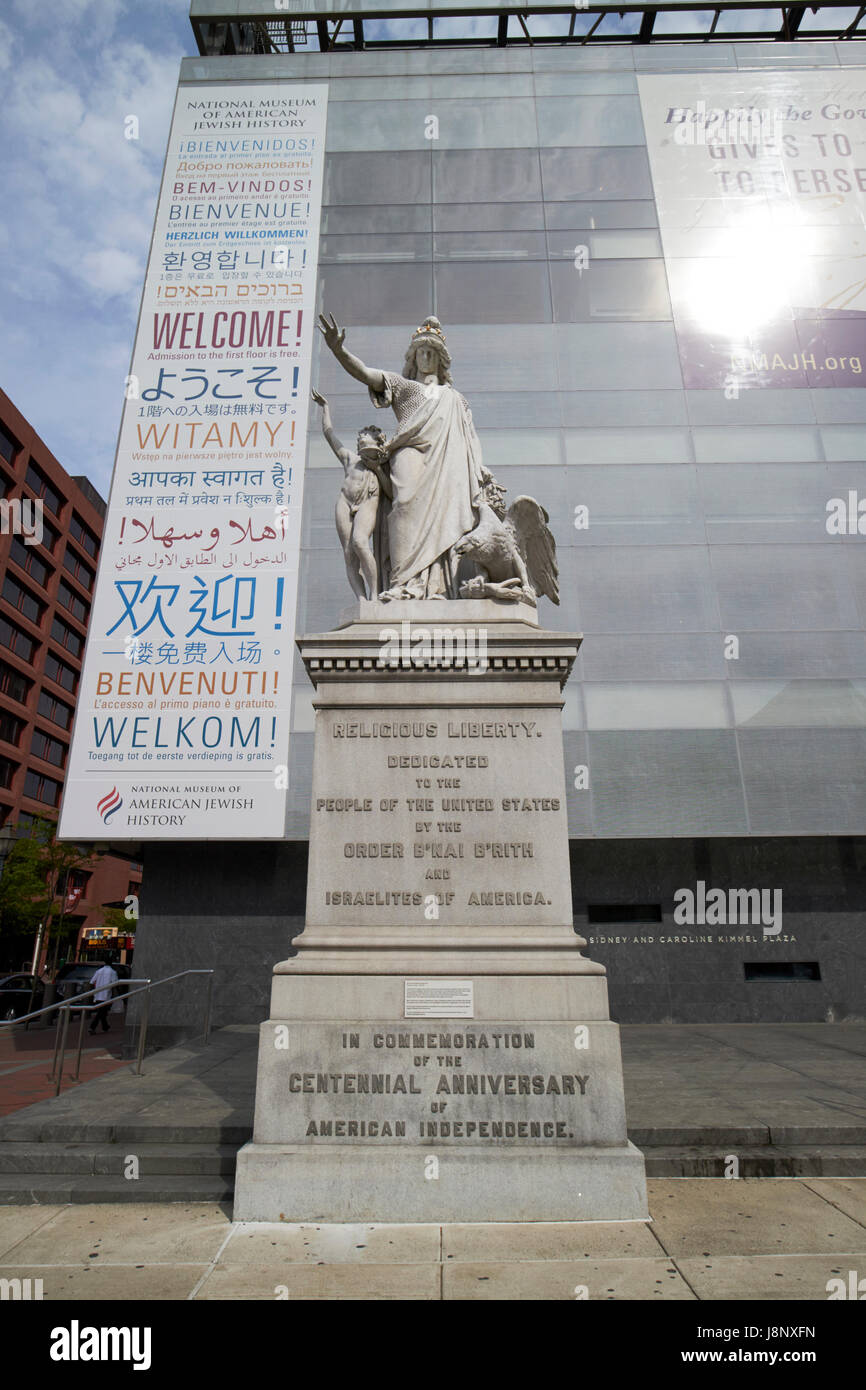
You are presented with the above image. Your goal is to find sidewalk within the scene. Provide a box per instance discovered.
[0,1023,129,1118]
[0,1179,864,1299]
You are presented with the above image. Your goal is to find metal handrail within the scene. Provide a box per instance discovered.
[0,969,214,1095]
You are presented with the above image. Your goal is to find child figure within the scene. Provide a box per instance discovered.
[312,389,392,600]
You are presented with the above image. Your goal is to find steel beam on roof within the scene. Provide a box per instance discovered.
[638,8,656,40]
[190,6,866,56]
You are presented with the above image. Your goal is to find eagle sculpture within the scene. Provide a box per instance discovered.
[455,475,559,606]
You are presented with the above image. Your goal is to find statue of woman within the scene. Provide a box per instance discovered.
[318,313,485,600]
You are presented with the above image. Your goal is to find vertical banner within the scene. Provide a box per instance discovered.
[59,82,328,840]
[638,71,866,389]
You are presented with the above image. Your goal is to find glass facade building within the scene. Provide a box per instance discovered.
[138,8,866,1027]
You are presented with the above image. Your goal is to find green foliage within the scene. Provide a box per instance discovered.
[0,819,95,965]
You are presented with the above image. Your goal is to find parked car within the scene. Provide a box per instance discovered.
[54,963,97,1004]
[0,974,44,1022]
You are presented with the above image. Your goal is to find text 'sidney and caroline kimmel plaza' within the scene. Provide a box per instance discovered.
[47,0,866,1235]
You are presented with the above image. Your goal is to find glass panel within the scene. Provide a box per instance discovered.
[561,390,688,428]
[811,389,866,424]
[573,547,719,632]
[433,148,542,203]
[475,431,562,470]
[550,259,672,322]
[435,261,552,324]
[588,730,748,836]
[565,427,692,465]
[536,96,645,148]
[692,426,823,464]
[328,97,538,152]
[434,202,545,232]
[540,147,653,201]
[323,151,430,207]
[687,389,816,426]
[713,547,859,630]
[728,631,866,680]
[579,632,728,682]
[533,73,638,97]
[565,464,701,546]
[700,463,862,545]
[588,230,663,259]
[732,680,866,727]
[320,233,432,263]
[322,205,432,235]
[433,231,548,260]
[554,324,683,391]
[585,683,730,729]
[317,264,434,325]
[545,201,657,231]
[739,728,866,833]
[821,426,866,461]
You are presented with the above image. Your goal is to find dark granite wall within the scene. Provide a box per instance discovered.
[131,836,866,1039]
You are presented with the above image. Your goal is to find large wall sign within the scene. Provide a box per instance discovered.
[59,81,328,840]
[638,70,866,389]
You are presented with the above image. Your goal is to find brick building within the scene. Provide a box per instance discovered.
[0,387,141,969]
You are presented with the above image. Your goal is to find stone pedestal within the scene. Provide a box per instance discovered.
[234,601,647,1222]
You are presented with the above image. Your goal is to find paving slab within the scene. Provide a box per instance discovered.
[442,1220,659,1262]
[0,1263,209,1300]
[647,1179,866,1258]
[800,1178,866,1228]
[222,1222,441,1265]
[678,1253,866,1301]
[442,1257,695,1300]
[194,1263,441,1299]
[0,1204,63,1258]
[1,1202,231,1265]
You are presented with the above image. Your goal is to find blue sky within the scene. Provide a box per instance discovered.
[0,0,190,498]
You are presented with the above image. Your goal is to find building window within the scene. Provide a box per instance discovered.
[24,464,63,518]
[0,660,33,705]
[37,690,73,730]
[2,574,45,625]
[50,616,83,658]
[0,618,38,663]
[23,770,61,807]
[62,548,94,592]
[69,514,99,559]
[0,425,20,465]
[30,729,66,768]
[9,536,51,588]
[0,712,24,747]
[39,519,60,554]
[43,652,77,693]
[56,579,88,623]
[0,756,17,790]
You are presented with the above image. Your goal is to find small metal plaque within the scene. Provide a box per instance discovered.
[404,979,474,1019]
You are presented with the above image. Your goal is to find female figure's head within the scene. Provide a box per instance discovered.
[403,316,452,384]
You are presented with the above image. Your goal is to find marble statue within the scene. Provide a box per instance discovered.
[456,474,560,606]
[311,389,391,600]
[317,312,558,606]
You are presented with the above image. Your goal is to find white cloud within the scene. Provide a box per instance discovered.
[0,1,188,487]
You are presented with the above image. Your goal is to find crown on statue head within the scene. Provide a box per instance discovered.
[412,316,447,346]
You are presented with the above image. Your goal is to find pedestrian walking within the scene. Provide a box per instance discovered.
[88,957,118,1035]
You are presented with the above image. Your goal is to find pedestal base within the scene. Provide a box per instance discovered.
[234,1142,648,1224]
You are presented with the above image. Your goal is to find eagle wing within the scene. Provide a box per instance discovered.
[507,496,559,605]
